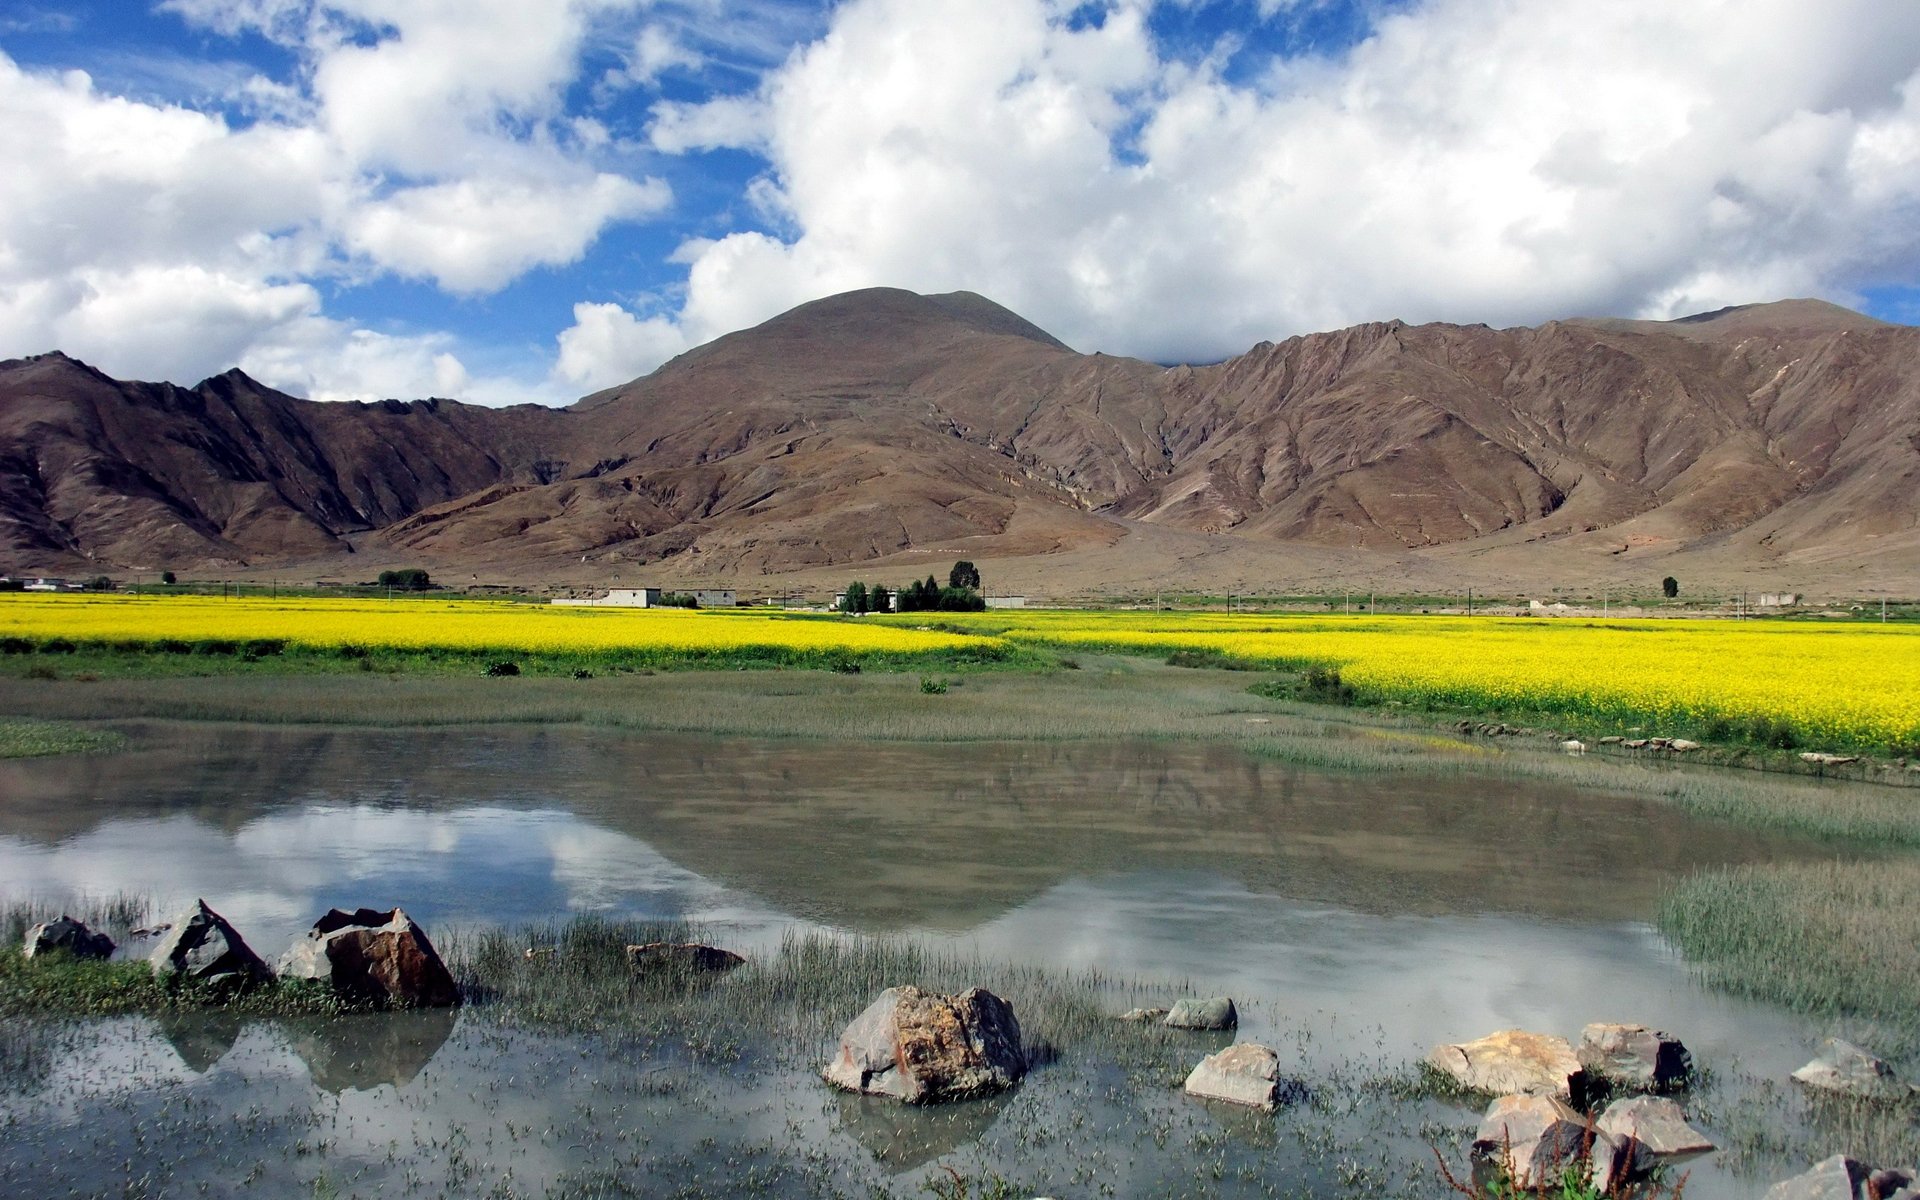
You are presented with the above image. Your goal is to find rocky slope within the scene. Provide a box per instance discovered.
[3,289,1916,590]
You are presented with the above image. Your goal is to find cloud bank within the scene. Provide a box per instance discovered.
[4,0,1920,401]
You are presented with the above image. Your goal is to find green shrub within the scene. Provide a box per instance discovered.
[484,660,520,677]
[920,677,949,694]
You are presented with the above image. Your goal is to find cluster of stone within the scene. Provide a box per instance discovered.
[20,899,463,1008]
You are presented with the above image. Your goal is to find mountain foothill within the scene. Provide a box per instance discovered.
[4,287,1917,597]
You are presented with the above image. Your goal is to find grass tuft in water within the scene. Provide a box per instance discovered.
[0,717,124,758]
[1658,859,1920,1049]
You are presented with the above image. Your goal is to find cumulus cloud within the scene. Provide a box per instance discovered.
[643,0,1920,363]
[10,0,1920,400]
[0,0,670,401]
[343,174,670,294]
[554,301,691,390]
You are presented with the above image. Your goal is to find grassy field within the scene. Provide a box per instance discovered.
[8,595,1920,753]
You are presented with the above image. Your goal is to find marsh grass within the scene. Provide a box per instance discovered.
[0,717,124,758]
[446,918,1185,1084]
[1658,860,1920,1047]
[0,637,1046,681]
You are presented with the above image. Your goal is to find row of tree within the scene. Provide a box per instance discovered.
[840,561,985,613]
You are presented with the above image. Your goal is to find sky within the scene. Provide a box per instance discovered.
[3,0,1919,406]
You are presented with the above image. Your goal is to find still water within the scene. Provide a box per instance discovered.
[0,724,1894,1198]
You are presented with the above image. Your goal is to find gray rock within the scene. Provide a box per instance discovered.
[624,942,746,975]
[1183,1043,1301,1111]
[1577,1023,1693,1092]
[278,907,458,1008]
[822,985,1025,1104]
[22,915,115,960]
[1428,1029,1590,1100]
[1470,1094,1597,1189]
[1165,996,1238,1031]
[148,899,271,992]
[1596,1096,1714,1155]
[1471,1094,1651,1192]
[1791,1038,1915,1101]
[1116,1007,1169,1023]
[1765,1155,1871,1200]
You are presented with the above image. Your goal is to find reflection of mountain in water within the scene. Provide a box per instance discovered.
[0,725,1844,930]
[278,1009,458,1093]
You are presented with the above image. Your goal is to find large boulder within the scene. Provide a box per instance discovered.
[1165,997,1238,1031]
[278,907,458,1008]
[22,915,115,960]
[1183,1043,1300,1111]
[1764,1156,1920,1200]
[1428,1030,1591,1101]
[822,985,1025,1104]
[148,900,271,991]
[1791,1038,1915,1102]
[1596,1096,1714,1155]
[1577,1023,1693,1092]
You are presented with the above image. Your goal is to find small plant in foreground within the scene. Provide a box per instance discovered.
[920,676,949,694]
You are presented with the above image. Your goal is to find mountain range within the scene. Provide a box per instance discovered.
[4,288,1918,597]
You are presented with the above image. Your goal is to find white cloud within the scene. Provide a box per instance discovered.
[0,0,671,402]
[644,0,1920,361]
[553,301,690,389]
[342,173,670,294]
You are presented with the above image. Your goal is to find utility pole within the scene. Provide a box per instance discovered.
[1467,587,1473,617]
[1884,597,1889,624]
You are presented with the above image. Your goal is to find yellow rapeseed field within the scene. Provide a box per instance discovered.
[0,595,991,660]
[879,609,1920,749]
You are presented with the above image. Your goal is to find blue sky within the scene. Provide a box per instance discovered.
[3,0,1918,404]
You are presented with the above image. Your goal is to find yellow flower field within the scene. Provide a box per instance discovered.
[0,595,993,660]
[880,609,1920,749]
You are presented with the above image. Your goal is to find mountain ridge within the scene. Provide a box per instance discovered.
[4,292,1917,595]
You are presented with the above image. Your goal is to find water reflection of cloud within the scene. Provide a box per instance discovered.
[0,804,797,953]
[957,871,1818,1080]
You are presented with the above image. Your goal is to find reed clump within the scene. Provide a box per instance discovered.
[1658,859,1920,1042]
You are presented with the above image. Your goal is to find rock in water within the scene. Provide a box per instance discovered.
[1764,1156,1876,1200]
[1596,1096,1714,1155]
[1471,1094,1652,1191]
[1791,1038,1915,1101]
[1427,1030,1591,1100]
[1115,1007,1169,1023]
[22,915,115,960]
[1164,996,1238,1030]
[278,907,459,1008]
[624,942,746,975]
[149,900,271,991]
[822,985,1025,1104]
[1577,1023,1693,1092]
[1183,1043,1299,1111]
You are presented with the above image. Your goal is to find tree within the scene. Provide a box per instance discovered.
[949,560,981,591]
[867,584,890,612]
[378,568,431,591]
[84,575,115,592]
[1662,576,1679,599]
[840,581,868,614]
[937,586,985,612]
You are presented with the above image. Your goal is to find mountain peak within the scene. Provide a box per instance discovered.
[750,286,1069,350]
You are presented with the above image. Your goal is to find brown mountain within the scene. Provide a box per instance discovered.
[4,289,1918,595]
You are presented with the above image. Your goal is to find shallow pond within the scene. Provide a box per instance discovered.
[0,724,1910,1198]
